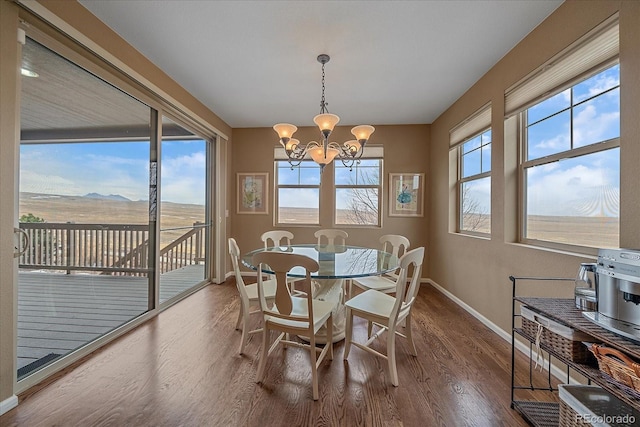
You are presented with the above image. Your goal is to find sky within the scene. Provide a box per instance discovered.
[20,63,619,218]
[20,139,206,205]
[464,64,620,218]
[276,159,380,211]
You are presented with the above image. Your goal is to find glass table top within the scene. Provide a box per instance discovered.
[241,244,398,279]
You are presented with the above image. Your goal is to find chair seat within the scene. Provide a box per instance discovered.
[345,289,395,319]
[267,297,335,334]
[244,279,277,301]
[352,275,396,293]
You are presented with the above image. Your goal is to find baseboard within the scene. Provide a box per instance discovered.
[0,394,18,416]
[425,278,577,384]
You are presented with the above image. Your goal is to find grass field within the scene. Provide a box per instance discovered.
[20,193,620,249]
[20,192,205,248]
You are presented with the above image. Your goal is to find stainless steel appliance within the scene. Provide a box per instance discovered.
[583,248,640,342]
[574,262,598,311]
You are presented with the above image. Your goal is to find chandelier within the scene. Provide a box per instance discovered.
[273,54,375,172]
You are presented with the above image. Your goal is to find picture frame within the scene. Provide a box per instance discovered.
[237,173,269,214]
[389,173,424,217]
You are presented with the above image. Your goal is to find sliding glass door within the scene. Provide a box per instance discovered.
[18,37,153,379]
[158,116,211,303]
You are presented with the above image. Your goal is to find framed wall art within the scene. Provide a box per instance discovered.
[237,173,268,214]
[389,173,424,217]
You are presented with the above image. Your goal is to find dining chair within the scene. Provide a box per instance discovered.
[253,251,335,400]
[260,230,304,292]
[343,246,425,387]
[260,230,294,248]
[347,234,410,299]
[314,229,348,247]
[228,238,277,355]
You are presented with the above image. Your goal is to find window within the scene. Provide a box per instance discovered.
[459,129,492,234]
[450,103,492,235]
[335,159,382,226]
[275,160,321,224]
[522,64,620,249]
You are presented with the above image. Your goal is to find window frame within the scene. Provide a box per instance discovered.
[274,159,321,226]
[518,61,620,254]
[457,127,492,236]
[333,158,383,228]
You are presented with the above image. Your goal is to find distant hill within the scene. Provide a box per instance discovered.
[83,193,131,202]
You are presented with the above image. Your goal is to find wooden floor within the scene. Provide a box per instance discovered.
[2,280,546,426]
[17,265,205,373]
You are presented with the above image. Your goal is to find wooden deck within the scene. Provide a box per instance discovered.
[17,265,205,376]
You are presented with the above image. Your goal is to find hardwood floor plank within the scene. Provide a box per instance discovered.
[1,281,545,426]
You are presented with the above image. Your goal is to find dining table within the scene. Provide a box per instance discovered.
[241,244,399,342]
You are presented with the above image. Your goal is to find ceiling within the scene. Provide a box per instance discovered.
[77,0,563,128]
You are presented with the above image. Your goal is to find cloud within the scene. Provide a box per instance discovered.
[20,144,209,205]
[279,188,319,208]
[527,160,619,216]
[573,104,620,147]
[160,151,207,204]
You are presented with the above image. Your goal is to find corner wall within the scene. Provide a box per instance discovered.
[428,0,640,335]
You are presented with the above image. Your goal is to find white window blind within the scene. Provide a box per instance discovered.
[505,16,618,117]
[449,103,491,148]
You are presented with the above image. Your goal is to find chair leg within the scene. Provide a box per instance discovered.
[327,314,334,360]
[405,313,417,356]
[238,303,252,355]
[343,308,353,360]
[367,320,373,338]
[387,327,399,387]
[235,303,243,330]
[256,326,270,383]
[310,332,319,400]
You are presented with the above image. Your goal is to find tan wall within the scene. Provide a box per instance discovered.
[229,125,430,267]
[429,0,640,335]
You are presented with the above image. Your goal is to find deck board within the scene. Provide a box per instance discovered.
[17,265,205,375]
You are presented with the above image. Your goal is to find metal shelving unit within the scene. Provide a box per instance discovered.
[509,276,640,426]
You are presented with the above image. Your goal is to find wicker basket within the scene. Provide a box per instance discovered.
[521,306,595,364]
[559,384,638,427]
[590,343,640,392]
[559,400,591,427]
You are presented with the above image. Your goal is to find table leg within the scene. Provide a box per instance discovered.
[298,278,346,344]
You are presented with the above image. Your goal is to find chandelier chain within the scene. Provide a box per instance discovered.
[320,61,328,114]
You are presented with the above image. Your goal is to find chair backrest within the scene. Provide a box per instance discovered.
[253,252,319,324]
[261,230,294,248]
[379,234,410,258]
[390,247,425,321]
[228,238,250,301]
[314,229,348,247]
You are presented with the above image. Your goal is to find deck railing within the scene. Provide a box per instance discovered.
[18,222,205,275]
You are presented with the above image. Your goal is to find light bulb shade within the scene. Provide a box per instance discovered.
[308,145,340,165]
[351,125,375,142]
[343,140,361,156]
[273,123,298,140]
[285,138,300,152]
[313,113,340,133]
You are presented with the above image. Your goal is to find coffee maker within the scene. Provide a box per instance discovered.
[583,248,640,342]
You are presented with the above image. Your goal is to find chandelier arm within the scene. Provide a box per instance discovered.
[339,156,356,170]
[329,142,359,160]
[287,158,303,169]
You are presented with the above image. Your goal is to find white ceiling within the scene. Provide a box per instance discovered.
[78,0,563,128]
